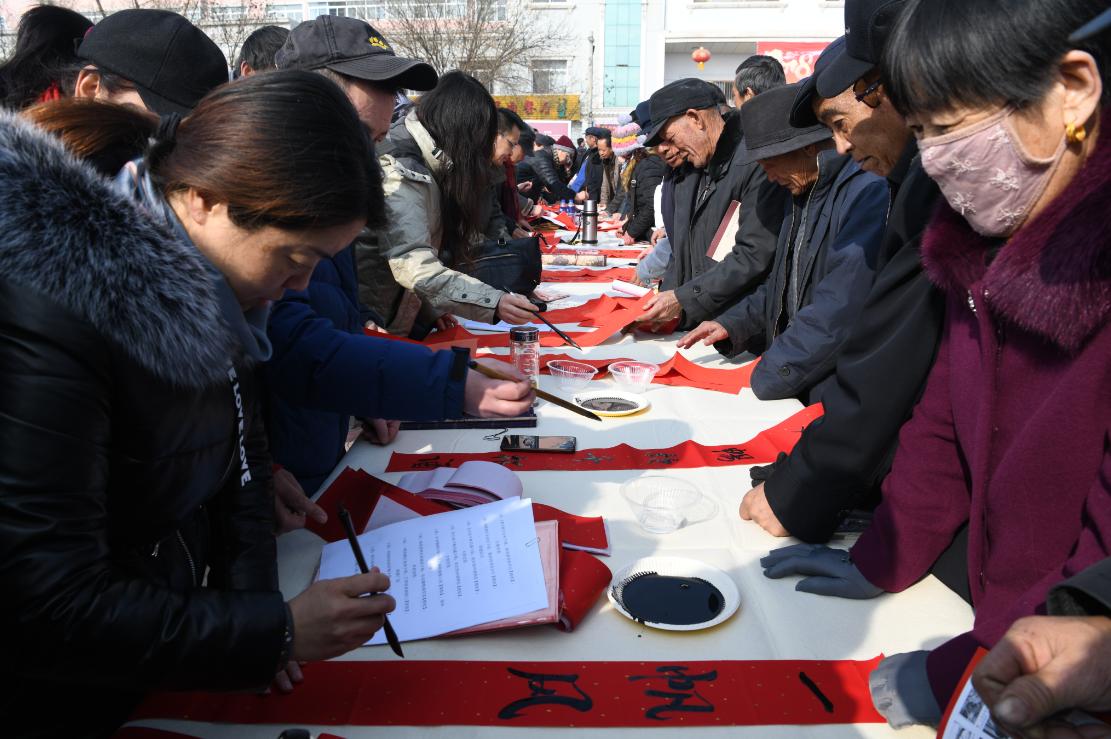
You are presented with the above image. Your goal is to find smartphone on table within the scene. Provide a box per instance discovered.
[500,435,577,453]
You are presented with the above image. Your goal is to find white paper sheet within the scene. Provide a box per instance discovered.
[458,318,553,333]
[317,497,548,645]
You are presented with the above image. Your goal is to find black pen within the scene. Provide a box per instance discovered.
[337,505,404,658]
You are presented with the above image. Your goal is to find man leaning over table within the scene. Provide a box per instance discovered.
[264,16,535,536]
[635,77,789,331]
[677,80,888,404]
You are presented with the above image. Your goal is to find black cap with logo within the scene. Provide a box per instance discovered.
[816,0,909,99]
[276,15,437,91]
[643,78,726,146]
[77,9,228,116]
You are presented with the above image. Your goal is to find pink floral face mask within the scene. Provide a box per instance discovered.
[919,108,1067,238]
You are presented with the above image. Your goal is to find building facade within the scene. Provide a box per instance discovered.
[0,0,842,132]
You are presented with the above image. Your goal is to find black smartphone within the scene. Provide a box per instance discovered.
[500,435,577,453]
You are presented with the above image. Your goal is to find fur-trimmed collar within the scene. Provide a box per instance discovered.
[0,111,236,387]
[921,120,1111,354]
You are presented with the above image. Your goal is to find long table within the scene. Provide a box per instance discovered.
[126,233,973,738]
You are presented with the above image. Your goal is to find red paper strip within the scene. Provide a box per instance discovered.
[306,467,450,542]
[541,267,636,284]
[130,656,884,728]
[422,293,654,351]
[386,404,824,473]
[557,548,612,631]
[540,294,645,324]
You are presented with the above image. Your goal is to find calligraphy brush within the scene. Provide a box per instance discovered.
[527,308,583,351]
[337,505,404,658]
[468,360,602,422]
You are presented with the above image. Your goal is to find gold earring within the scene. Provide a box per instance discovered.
[1066,121,1087,145]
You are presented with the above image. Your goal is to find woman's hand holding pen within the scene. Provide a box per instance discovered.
[287,569,396,662]
[497,292,540,325]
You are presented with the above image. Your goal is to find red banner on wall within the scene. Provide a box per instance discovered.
[130,656,884,728]
[756,41,832,83]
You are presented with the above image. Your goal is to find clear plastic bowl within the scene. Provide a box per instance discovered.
[547,359,598,391]
[621,476,708,534]
[609,360,660,394]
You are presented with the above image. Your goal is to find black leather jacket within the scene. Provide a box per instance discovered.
[0,114,287,737]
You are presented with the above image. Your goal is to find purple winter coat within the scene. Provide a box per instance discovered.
[850,129,1111,705]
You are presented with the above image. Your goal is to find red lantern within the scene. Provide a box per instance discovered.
[692,47,711,71]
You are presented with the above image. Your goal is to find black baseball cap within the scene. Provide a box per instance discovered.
[1071,8,1111,42]
[817,0,909,99]
[741,83,832,164]
[276,16,437,91]
[77,9,228,116]
[790,36,848,128]
[643,78,726,146]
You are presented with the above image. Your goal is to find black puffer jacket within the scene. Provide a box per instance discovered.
[518,145,575,204]
[0,114,287,737]
[622,153,667,242]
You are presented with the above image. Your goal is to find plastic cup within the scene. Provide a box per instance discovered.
[546,359,598,391]
[621,476,711,534]
[609,361,660,394]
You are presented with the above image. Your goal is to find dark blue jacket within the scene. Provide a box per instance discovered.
[265,246,466,493]
[714,150,888,403]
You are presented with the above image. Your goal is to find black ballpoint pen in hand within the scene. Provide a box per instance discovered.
[337,505,404,658]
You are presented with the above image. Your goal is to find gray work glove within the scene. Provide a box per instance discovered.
[869,650,942,728]
[760,543,884,599]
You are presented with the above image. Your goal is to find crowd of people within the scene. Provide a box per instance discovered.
[0,0,1107,736]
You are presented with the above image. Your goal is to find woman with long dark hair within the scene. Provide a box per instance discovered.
[357,70,539,335]
[0,5,92,109]
[0,71,397,736]
[761,0,1111,728]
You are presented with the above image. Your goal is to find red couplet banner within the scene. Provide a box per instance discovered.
[130,656,885,728]
[386,404,823,473]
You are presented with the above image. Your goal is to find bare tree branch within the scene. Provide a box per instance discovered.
[383,0,571,94]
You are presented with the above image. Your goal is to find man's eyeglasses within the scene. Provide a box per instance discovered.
[854,79,883,109]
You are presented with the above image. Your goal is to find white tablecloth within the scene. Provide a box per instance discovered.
[131,235,973,738]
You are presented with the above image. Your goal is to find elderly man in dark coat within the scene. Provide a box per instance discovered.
[679,82,888,404]
[637,78,788,330]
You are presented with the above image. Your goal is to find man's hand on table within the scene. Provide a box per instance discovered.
[362,418,401,446]
[760,544,884,599]
[637,289,682,329]
[465,359,535,418]
[973,615,1111,738]
[288,569,396,662]
[273,466,327,534]
[740,483,790,537]
[272,661,304,694]
[650,227,666,246]
[677,320,729,349]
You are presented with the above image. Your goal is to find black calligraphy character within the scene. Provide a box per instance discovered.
[498,668,594,719]
[491,454,524,468]
[628,665,717,721]
[647,452,679,466]
[714,447,754,463]
[411,455,442,470]
[577,452,613,465]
